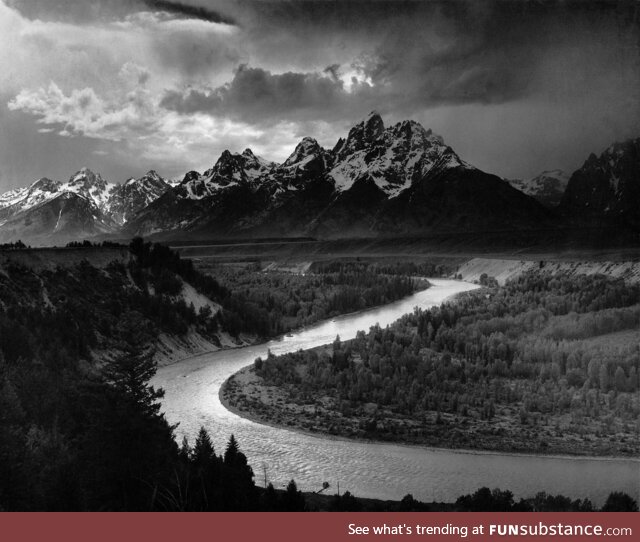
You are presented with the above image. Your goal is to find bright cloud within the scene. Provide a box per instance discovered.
[1,0,639,188]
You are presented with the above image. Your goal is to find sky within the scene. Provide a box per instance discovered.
[0,0,639,190]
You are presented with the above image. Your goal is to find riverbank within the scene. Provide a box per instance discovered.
[220,362,639,459]
[222,273,640,458]
[157,277,638,505]
[153,275,434,367]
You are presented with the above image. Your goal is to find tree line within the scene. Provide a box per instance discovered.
[252,271,640,455]
[199,258,425,338]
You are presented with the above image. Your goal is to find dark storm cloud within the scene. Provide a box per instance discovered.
[161,1,640,124]
[7,0,236,24]
[4,0,640,184]
[142,0,235,24]
[160,64,366,121]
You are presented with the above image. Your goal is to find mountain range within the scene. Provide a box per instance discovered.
[560,138,640,231]
[0,168,169,243]
[507,170,570,208]
[0,113,637,245]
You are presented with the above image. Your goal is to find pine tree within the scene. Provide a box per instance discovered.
[281,479,306,511]
[602,492,638,512]
[103,312,163,416]
[224,434,240,465]
[178,436,192,463]
[193,427,215,467]
[94,311,176,510]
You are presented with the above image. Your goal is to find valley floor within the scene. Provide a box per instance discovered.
[219,257,640,459]
[220,355,640,458]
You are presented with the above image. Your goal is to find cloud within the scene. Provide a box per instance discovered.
[8,82,158,141]
[160,64,374,122]
[2,0,639,188]
[7,0,237,25]
[0,1,242,97]
[142,0,236,25]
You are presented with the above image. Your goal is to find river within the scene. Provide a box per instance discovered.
[153,279,639,505]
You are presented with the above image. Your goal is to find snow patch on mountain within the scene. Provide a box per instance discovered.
[175,149,276,200]
[508,169,569,208]
[329,115,470,196]
[0,167,171,231]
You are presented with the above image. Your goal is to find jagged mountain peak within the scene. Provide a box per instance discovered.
[364,110,384,133]
[389,120,442,147]
[29,177,61,192]
[108,171,170,225]
[67,167,110,193]
[122,170,167,189]
[206,149,267,180]
[144,169,162,180]
[578,138,639,174]
[135,170,168,188]
[181,171,201,184]
[283,137,324,167]
[70,167,98,181]
[335,111,386,160]
[63,168,114,213]
[604,138,640,155]
[560,137,640,227]
[329,112,468,196]
[578,138,640,175]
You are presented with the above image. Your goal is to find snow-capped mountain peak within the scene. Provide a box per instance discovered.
[205,149,273,181]
[0,166,172,233]
[29,177,61,193]
[64,168,116,213]
[329,114,469,196]
[107,171,170,225]
[0,177,63,222]
[172,149,277,201]
[334,111,385,160]
[283,137,328,169]
[68,167,107,189]
[507,169,569,208]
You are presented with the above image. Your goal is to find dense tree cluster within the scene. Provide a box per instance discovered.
[128,240,426,339]
[0,304,306,510]
[252,271,640,455]
[0,260,216,369]
[65,240,124,248]
[454,487,639,512]
[0,241,428,510]
[0,240,28,250]
[202,259,424,337]
[311,259,454,278]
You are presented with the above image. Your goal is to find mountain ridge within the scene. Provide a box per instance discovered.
[0,168,171,243]
[126,112,554,240]
[1,114,638,245]
[507,169,569,208]
[560,138,640,230]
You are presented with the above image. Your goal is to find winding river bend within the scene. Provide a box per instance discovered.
[153,279,639,505]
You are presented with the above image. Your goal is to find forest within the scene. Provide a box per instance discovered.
[197,258,426,337]
[234,271,640,456]
[0,239,321,510]
[0,238,637,510]
[0,240,424,510]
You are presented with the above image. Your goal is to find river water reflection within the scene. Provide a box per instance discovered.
[153,279,639,505]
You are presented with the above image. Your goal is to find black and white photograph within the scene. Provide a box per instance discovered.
[0,0,639,515]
